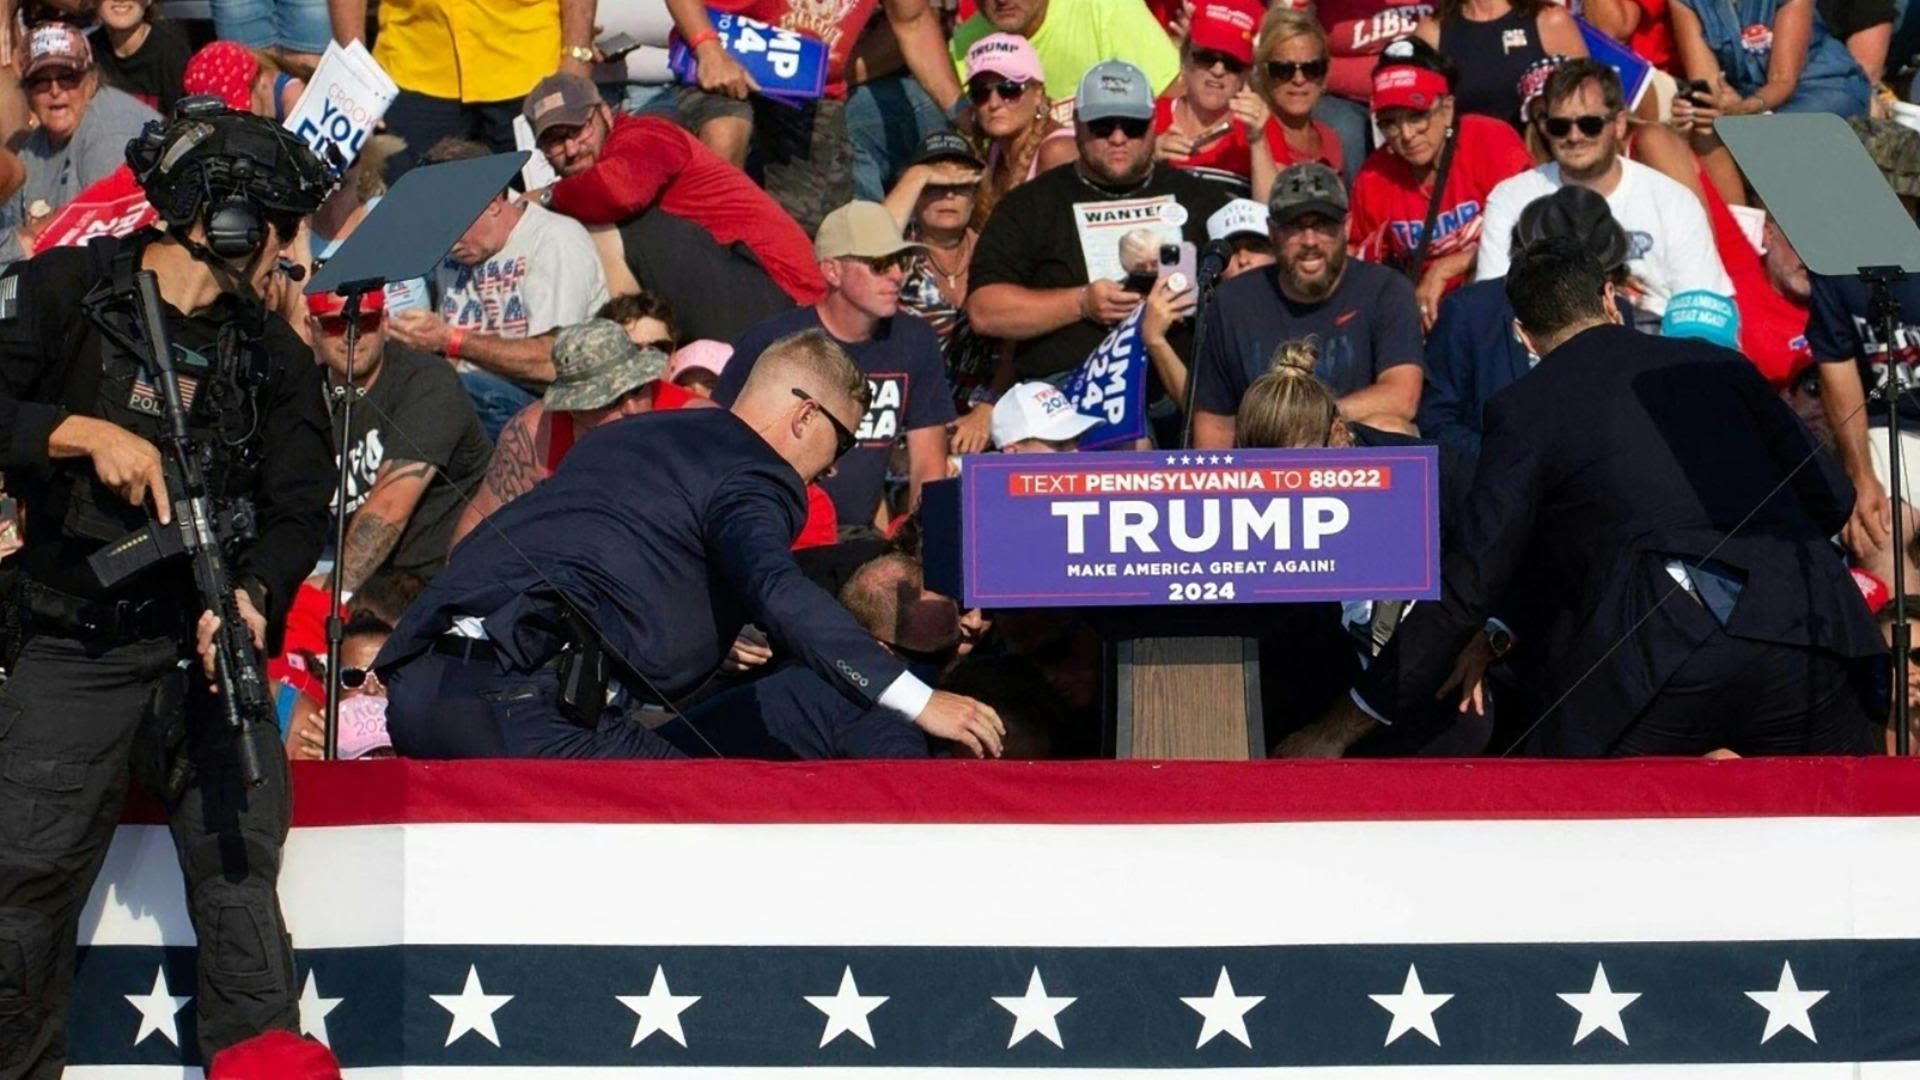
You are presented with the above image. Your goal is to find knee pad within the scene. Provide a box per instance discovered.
[0,905,56,1058]
[189,875,290,982]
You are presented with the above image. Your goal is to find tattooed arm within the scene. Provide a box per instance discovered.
[336,459,438,593]
[451,403,548,551]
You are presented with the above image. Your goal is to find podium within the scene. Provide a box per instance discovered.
[924,449,1441,759]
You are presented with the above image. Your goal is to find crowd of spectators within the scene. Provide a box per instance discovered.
[3,0,1920,762]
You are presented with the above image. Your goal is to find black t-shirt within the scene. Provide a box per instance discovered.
[1817,0,1895,40]
[1807,273,1920,425]
[94,21,191,115]
[334,343,493,580]
[1194,259,1424,417]
[715,306,956,525]
[969,161,1230,380]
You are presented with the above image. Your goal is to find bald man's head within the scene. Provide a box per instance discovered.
[731,329,870,482]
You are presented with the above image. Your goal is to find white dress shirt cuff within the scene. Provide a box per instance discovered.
[879,671,935,721]
[1349,688,1391,726]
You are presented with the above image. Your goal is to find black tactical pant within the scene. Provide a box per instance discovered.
[0,634,297,1077]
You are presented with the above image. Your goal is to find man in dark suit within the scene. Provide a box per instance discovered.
[1281,236,1884,758]
[374,329,1006,759]
[1416,186,1636,475]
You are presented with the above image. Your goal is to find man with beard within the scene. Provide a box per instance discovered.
[1474,60,1731,321]
[1190,161,1424,448]
[968,60,1229,394]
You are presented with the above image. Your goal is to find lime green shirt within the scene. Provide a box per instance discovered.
[949,0,1182,107]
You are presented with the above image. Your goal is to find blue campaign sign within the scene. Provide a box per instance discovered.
[1058,307,1150,450]
[1577,16,1652,111]
[669,9,828,106]
[922,447,1441,609]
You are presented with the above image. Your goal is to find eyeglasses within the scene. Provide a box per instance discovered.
[925,183,975,200]
[1377,107,1438,137]
[792,387,859,459]
[1540,113,1613,139]
[1265,58,1329,83]
[966,77,1027,105]
[1190,48,1248,74]
[316,312,384,337]
[845,251,911,275]
[1276,214,1345,238]
[25,71,82,93]
[1086,116,1151,140]
[339,666,378,690]
[535,115,599,152]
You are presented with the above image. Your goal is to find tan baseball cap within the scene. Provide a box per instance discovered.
[814,201,926,261]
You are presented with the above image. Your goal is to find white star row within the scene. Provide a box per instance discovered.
[119,959,1832,1054]
[1163,453,1234,466]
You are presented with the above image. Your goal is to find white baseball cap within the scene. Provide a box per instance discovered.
[1208,198,1270,242]
[992,381,1100,449]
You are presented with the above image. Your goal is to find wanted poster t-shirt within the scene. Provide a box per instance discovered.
[970,162,1229,380]
[716,307,957,524]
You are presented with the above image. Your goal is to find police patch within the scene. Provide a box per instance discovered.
[0,274,19,322]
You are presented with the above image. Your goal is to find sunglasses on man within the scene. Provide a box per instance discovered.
[1086,116,1151,140]
[25,71,82,93]
[845,251,912,275]
[793,388,859,459]
[967,77,1026,105]
[1190,48,1248,74]
[316,312,384,338]
[1539,113,1613,139]
[1265,58,1329,82]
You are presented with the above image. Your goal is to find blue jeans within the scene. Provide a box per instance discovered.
[210,0,331,53]
[1775,74,1873,118]
[461,369,537,443]
[844,73,949,201]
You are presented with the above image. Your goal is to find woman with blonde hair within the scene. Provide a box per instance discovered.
[1234,339,1353,449]
[961,32,1074,230]
[1249,7,1345,192]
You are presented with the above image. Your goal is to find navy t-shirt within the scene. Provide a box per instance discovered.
[1807,273,1920,424]
[1192,259,1423,417]
[717,306,956,524]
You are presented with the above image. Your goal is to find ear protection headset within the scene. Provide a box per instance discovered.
[126,96,335,262]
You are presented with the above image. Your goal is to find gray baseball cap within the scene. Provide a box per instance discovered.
[1268,162,1349,227]
[1076,61,1155,123]
[544,319,667,413]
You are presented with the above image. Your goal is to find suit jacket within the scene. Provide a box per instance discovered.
[377,408,908,709]
[1361,323,1881,756]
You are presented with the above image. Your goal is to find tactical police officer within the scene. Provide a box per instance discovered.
[0,102,334,1076]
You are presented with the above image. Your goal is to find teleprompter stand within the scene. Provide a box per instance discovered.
[1719,114,1920,754]
[304,150,527,759]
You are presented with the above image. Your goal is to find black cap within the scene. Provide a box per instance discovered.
[1514,185,1629,273]
[911,130,984,170]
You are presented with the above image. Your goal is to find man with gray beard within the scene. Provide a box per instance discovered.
[1190,162,1425,449]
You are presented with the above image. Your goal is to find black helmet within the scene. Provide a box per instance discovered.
[126,96,336,259]
[1514,185,1630,275]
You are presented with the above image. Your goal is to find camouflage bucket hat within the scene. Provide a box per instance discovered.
[1852,116,1920,198]
[544,319,668,412]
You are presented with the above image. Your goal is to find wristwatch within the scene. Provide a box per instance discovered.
[1484,619,1514,659]
[564,44,595,64]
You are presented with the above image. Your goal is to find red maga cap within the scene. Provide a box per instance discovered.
[1371,64,1450,115]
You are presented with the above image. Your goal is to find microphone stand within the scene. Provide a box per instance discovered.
[1179,245,1233,449]
[323,278,383,761]
[1863,266,1910,756]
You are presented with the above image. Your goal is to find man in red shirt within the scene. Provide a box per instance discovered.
[665,0,963,237]
[1346,41,1533,326]
[527,73,825,345]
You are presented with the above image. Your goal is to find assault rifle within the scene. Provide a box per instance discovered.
[86,269,272,785]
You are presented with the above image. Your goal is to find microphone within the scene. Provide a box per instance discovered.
[1197,239,1234,289]
[276,258,308,282]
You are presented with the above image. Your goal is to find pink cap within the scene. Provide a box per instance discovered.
[668,340,733,383]
[964,33,1045,86]
[335,694,392,760]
